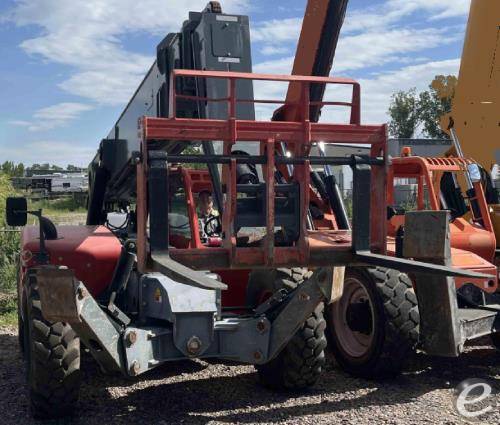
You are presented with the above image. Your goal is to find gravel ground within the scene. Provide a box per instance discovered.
[1,325,499,425]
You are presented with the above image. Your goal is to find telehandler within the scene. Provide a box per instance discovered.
[6,1,491,419]
[268,0,500,378]
[327,152,500,378]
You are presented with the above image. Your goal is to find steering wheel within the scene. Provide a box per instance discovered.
[204,215,222,237]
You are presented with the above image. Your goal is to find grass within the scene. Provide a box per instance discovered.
[0,174,89,327]
[28,195,87,226]
[0,230,18,293]
[30,193,87,214]
[0,173,19,296]
[0,293,17,327]
[0,173,20,327]
[0,174,91,332]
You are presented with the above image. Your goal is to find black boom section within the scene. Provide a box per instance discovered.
[309,0,349,122]
[87,4,255,210]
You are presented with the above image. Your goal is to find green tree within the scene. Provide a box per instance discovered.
[1,161,14,176]
[1,162,26,177]
[388,88,420,139]
[418,75,457,139]
[15,163,25,177]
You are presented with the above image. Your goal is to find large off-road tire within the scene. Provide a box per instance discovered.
[24,272,81,419]
[17,263,25,355]
[326,267,419,379]
[17,295,25,355]
[247,268,327,390]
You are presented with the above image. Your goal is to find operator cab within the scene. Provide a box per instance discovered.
[166,167,222,249]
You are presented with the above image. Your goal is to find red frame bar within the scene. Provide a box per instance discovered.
[138,70,388,270]
[170,69,361,126]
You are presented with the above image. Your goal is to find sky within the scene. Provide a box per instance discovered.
[0,0,471,167]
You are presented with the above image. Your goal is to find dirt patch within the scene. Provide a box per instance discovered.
[1,327,499,424]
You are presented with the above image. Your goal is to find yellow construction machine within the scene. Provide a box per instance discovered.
[443,0,500,260]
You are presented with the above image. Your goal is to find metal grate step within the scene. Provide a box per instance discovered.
[458,305,500,340]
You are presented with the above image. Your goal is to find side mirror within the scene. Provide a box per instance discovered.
[6,197,28,226]
[468,164,482,183]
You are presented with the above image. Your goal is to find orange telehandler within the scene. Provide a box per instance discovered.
[275,0,500,378]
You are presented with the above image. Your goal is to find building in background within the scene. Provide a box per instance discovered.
[30,173,87,194]
[388,139,451,158]
[11,172,88,194]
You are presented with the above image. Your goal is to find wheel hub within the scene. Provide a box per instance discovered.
[329,275,376,358]
[345,300,372,335]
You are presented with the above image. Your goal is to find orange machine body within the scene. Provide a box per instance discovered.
[388,155,498,292]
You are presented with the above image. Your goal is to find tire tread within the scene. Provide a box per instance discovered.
[255,269,326,390]
[25,273,81,419]
[327,267,419,379]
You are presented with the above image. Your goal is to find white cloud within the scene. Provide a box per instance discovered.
[342,7,406,34]
[6,0,248,106]
[10,102,94,132]
[260,45,290,56]
[32,102,94,131]
[58,70,149,106]
[251,18,302,43]
[254,57,293,75]
[0,140,95,167]
[8,120,31,127]
[343,0,470,32]
[335,27,459,72]
[254,27,458,75]
[251,0,470,48]
[387,0,471,20]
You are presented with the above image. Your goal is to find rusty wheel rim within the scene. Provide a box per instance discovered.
[331,275,375,358]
